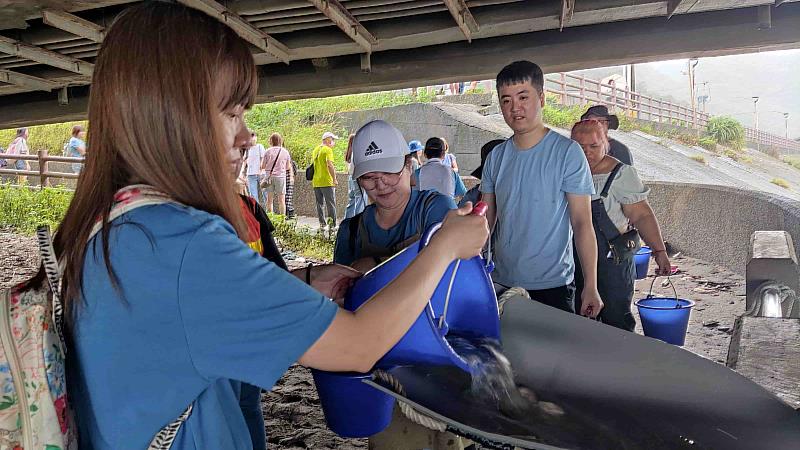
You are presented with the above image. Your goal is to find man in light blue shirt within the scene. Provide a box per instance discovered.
[481,61,603,317]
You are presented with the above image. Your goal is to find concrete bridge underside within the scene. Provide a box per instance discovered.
[0,1,798,128]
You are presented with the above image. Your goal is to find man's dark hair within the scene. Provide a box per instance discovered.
[424,137,446,159]
[496,61,544,94]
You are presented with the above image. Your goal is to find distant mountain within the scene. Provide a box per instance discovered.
[565,49,800,139]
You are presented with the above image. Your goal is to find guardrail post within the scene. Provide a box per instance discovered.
[38,149,48,189]
[559,72,566,104]
[579,76,585,104]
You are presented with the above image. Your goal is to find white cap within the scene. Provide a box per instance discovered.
[352,120,407,179]
[322,131,339,141]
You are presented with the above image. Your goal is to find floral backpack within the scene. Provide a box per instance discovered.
[0,185,192,450]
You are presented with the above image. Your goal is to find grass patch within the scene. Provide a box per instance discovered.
[267,213,334,261]
[0,184,73,234]
[689,155,706,164]
[783,156,800,171]
[771,178,791,189]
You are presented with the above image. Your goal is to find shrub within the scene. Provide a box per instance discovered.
[689,155,706,164]
[698,136,717,151]
[0,184,73,234]
[706,117,745,150]
[542,103,587,129]
[771,178,790,189]
[783,155,800,170]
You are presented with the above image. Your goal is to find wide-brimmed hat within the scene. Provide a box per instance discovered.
[580,105,619,130]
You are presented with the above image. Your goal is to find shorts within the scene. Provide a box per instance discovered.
[264,176,287,195]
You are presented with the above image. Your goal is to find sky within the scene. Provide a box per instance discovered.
[568,49,800,140]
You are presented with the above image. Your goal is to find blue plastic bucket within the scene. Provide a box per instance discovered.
[634,246,652,280]
[635,297,695,345]
[344,223,500,372]
[311,370,395,438]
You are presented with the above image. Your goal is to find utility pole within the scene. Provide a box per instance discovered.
[688,58,699,130]
[753,96,760,152]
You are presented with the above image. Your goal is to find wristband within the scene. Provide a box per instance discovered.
[305,263,313,285]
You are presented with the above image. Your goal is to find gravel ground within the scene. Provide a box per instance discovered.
[0,231,744,448]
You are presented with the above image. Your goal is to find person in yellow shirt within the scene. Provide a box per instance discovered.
[312,131,339,230]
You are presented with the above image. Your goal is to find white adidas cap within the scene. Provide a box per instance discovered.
[352,120,408,179]
[322,131,339,141]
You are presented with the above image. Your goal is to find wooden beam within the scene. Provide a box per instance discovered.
[560,0,575,31]
[0,69,60,92]
[667,0,700,19]
[176,0,290,64]
[360,52,371,73]
[442,0,479,42]
[41,9,106,43]
[307,0,377,51]
[0,35,93,76]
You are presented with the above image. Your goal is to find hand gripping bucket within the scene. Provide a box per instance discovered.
[634,246,651,280]
[313,212,500,437]
[635,276,695,345]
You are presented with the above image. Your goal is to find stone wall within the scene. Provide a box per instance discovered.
[647,182,800,275]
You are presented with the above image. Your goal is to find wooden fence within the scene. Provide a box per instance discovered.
[546,72,800,153]
[0,150,81,187]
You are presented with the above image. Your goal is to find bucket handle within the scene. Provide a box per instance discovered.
[647,275,680,307]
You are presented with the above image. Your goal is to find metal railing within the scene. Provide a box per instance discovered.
[0,150,82,187]
[545,72,800,153]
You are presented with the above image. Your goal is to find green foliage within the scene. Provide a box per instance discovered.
[0,121,86,156]
[706,117,745,150]
[698,136,717,151]
[783,155,800,171]
[771,178,791,189]
[267,213,334,261]
[0,184,73,234]
[689,154,706,164]
[542,101,587,129]
[246,91,430,171]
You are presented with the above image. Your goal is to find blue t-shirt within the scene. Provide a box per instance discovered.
[334,190,456,266]
[480,131,594,290]
[66,136,85,157]
[69,203,338,449]
[412,167,467,197]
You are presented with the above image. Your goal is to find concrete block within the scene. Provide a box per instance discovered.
[746,231,799,317]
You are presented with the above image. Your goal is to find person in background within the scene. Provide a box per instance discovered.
[417,137,465,199]
[6,127,30,184]
[580,105,633,166]
[245,132,266,205]
[286,158,297,219]
[408,140,423,173]
[261,132,292,215]
[441,137,459,172]
[335,121,457,273]
[47,4,489,449]
[312,131,339,231]
[417,137,467,200]
[344,133,367,219]
[459,139,504,208]
[571,120,670,331]
[65,124,87,174]
[481,60,603,317]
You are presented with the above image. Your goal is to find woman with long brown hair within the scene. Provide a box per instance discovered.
[50,3,487,449]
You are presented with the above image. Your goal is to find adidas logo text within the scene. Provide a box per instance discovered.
[365,141,383,156]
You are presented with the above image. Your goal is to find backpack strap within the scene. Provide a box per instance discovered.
[348,212,363,256]
[36,225,65,346]
[147,403,194,450]
[599,163,624,198]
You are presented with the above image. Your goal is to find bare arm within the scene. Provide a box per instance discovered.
[327,159,336,184]
[567,193,603,318]
[483,193,497,233]
[623,200,671,275]
[299,205,488,372]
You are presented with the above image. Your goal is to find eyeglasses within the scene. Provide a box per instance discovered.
[359,170,404,189]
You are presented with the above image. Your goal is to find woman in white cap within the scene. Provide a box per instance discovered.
[335,120,458,273]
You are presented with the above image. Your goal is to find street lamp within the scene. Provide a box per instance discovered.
[752,97,760,151]
[784,113,790,139]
